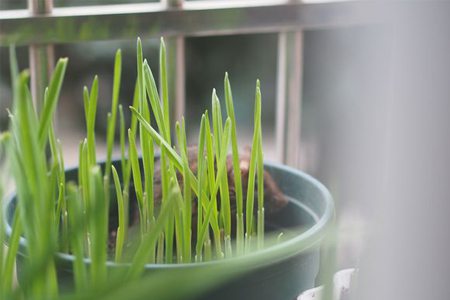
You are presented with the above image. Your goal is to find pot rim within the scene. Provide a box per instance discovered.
[4,160,334,270]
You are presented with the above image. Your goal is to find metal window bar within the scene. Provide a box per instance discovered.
[0,0,386,167]
[164,0,185,124]
[27,0,55,112]
[276,30,303,166]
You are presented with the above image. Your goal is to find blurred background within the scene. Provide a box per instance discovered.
[1,0,450,299]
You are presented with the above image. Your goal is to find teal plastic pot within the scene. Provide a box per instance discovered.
[5,159,334,300]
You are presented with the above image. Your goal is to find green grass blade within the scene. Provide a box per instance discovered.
[160,37,171,142]
[196,167,214,254]
[51,133,68,252]
[0,132,9,288]
[160,150,174,264]
[204,114,216,201]
[88,166,108,287]
[213,118,231,202]
[212,90,226,233]
[218,118,232,244]
[136,38,145,109]
[143,60,168,141]
[38,58,68,148]
[105,49,122,178]
[224,72,244,253]
[83,86,90,128]
[195,114,206,258]
[256,81,265,249]
[128,128,144,235]
[58,143,68,252]
[156,233,165,264]
[128,178,178,279]
[112,166,126,263]
[174,210,184,263]
[130,80,140,136]
[202,114,222,258]
[119,105,130,239]
[15,71,45,201]
[86,76,99,167]
[212,89,224,155]
[138,88,155,234]
[215,119,231,191]
[170,168,184,263]
[56,180,68,251]
[119,105,127,182]
[67,183,88,291]
[47,118,59,168]
[176,118,192,262]
[195,165,208,260]
[130,107,183,174]
[2,200,22,293]
[13,72,51,255]
[142,134,155,231]
[197,116,232,259]
[245,82,262,239]
[9,45,19,95]
[136,40,153,232]
[8,56,58,298]
[122,81,140,195]
[80,139,90,213]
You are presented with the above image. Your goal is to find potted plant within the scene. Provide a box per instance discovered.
[1,38,334,300]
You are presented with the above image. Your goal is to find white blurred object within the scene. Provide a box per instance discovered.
[298,268,356,300]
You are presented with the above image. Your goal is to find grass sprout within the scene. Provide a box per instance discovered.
[2,37,274,298]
